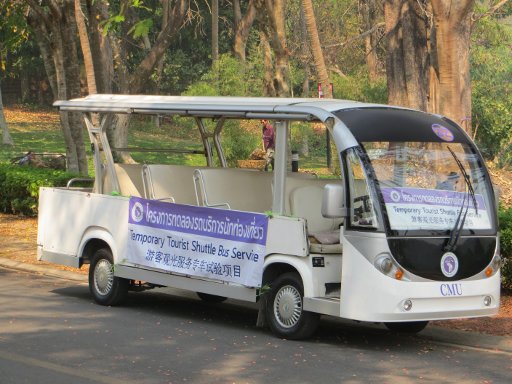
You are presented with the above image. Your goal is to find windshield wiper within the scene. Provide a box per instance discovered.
[444,147,478,252]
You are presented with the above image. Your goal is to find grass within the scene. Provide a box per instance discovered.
[1,106,66,164]
[1,106,336,176]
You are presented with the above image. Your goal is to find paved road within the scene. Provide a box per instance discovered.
[1,267,511,384]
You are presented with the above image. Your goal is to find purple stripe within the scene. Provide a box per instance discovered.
[129,197,268,246]
[381,187,486,210]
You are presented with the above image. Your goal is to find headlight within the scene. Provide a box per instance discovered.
[375,255,393,274]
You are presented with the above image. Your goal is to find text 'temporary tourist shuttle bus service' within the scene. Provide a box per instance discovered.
[38,95,501,339]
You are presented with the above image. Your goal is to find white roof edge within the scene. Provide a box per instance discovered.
[53,94,393,116]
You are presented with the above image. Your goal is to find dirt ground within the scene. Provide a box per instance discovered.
[0,213,510,336]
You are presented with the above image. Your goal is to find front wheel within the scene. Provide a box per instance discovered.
[265,272,320,340]
[89,248,128,306]
[384,321,429,333]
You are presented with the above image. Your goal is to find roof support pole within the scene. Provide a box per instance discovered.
[272,120,288,214]
[195,117,214,166]
[83,113,119,194]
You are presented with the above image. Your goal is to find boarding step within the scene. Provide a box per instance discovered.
[303,296,341,317]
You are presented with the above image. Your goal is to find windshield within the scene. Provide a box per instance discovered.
[362,141,495,234]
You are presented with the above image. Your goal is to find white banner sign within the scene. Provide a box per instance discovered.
[381,187,491,231]
[127,197,269,287]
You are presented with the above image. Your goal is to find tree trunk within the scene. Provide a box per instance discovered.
[111,114,134,163]
[128,0,189,93]
[360,0,380,81]
[26,0,88,175]
[299,5,310,97]
[53,33,80,174]
[0,86,14,146]
[31,21,58,99]
[96,0,188,162]
[430,0,475,134]
[259,31,276,96]
[302,0,331,98]
[75,0,97,95]
[233,0,257,61]
[384,0,428,110]
[263,0,290,97]
[62,3,88,175]
[212,0,219,64]
[155,0,171,92]
[88,0,113,94]
[110,36,134,164]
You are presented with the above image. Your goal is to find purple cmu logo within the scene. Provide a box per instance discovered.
[432,124,454,142]
[440,252,459,278]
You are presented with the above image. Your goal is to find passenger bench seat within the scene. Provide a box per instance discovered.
[289,183,343,254]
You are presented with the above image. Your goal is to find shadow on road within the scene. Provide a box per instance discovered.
[51,284,431,351]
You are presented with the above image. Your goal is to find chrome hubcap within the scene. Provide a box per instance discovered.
[273,284,302,328]
[94,259,114,296]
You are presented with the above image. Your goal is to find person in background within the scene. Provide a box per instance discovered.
[261,119,275,171]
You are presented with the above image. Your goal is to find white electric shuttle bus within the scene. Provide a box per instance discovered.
[37,95,501,339]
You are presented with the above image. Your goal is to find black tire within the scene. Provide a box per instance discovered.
[89,248,129,306]
[265,272,320,340]
[384,321,429,334]
[196,292,227,303]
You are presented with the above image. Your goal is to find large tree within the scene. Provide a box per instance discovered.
[75,0,97,95]
[0,85,13,146]
[384,0,429,111]
[302,0,332,98]
[429,0,475,133]
[26,0,88,175]
[212,0,219,64]
[255,0,290,97]
[384,0,510,135]
[87,0,113,94]
[360,0,382,82]
[62,0,190,163]
[1,0,32,146]
[233,0,257,61]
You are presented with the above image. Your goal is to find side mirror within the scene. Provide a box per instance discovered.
[322,183,347,218]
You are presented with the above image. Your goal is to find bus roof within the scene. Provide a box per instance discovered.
[53,94,385,122]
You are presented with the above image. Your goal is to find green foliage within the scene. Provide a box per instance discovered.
[331,72,387,103]
[128,19,153,39]
[471,15,512,162]
[499,206,512,289]
[184,54,264,97]
[100,0,151,36]
[290,122,325,157]
[220,121,259,167]
[157,49,210,95]
[0,164,75,216]
[184,54,262,166]
[0,1,29,55]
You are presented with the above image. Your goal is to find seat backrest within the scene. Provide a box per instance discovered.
[194,168,273,212]
[283,177,332,214]
[143,164,203,205]
[102,164,144,197]
[289,181,343,233]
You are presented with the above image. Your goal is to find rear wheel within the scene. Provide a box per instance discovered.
[266,272,320,340]
[89,248,128,306]
[384,321,429,333]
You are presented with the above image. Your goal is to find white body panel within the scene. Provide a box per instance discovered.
[38,95,500,328]
[37,188,129,266]
[37,188,341,304]
[339,237,500,321]
[37,183,500,321]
